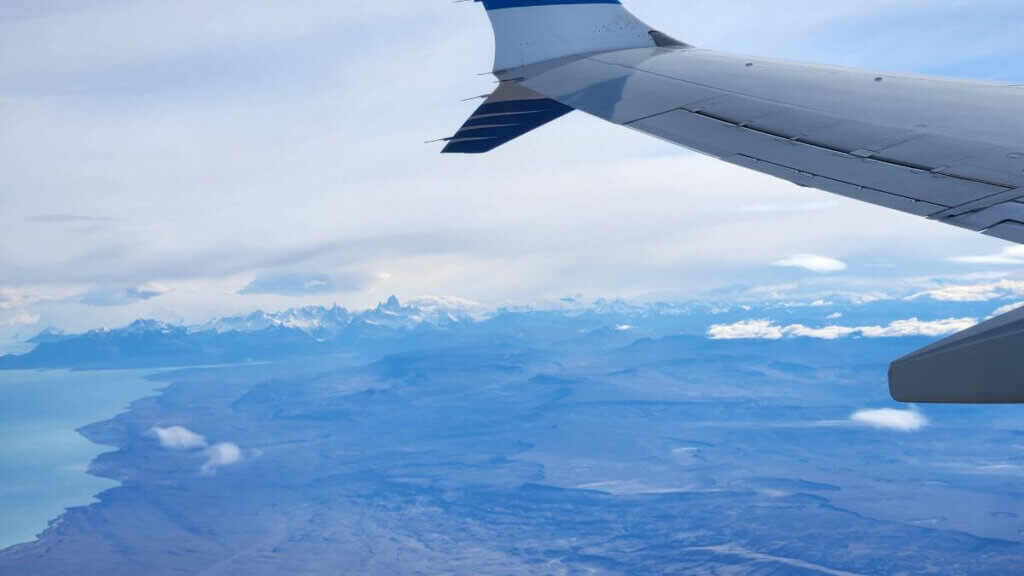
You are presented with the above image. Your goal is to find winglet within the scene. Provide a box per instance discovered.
[474,0,678,72]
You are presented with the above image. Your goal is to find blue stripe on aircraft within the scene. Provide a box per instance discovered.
[473,98,571,116]
[477,0,620,11]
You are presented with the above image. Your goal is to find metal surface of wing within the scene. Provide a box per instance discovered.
[891,306,1024,403]
[508,49,1024,242]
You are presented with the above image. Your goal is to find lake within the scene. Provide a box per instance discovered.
[0,369,160,550]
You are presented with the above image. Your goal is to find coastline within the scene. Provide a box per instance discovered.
[0,369,164,551]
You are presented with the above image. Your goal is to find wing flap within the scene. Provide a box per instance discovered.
[442,83,573,154]
[628,108,1012,209]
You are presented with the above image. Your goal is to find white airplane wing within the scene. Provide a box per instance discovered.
[444,0,1024,403]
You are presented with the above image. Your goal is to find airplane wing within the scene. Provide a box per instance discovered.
[515,50,1024,243]
[445,0,1024,403]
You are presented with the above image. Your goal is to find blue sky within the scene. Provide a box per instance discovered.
[3,0,1024,341]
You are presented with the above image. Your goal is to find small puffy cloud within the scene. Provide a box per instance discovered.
[708,319,784,340]
[850,408,928,432]
[80,282,170,306]
[907,280,1024,302]
[201,442,242,475]
[239,272,369,296]
[774,254,847,274]
[950,245,1024,266]
[5,312,40,326]
[615,324,633,332]
[150,426,207,450]
[708,318,976,340]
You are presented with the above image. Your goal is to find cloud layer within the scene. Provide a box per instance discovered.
[907,280,1024,302]
[239,272,370,296]
[2,1,1023,337]
[950,245,1024,266]
[708,317,977,340]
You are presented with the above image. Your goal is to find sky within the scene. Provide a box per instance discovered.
[3,0,1024,341]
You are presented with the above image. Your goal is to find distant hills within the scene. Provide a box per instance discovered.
[0,296,711,370]
[0,295,1003,370]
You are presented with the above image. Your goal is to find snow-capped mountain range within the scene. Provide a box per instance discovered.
[195,296,490,338]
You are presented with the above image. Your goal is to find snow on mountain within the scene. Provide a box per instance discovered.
[194,297,477,337]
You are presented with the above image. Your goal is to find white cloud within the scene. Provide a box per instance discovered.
[991,302,1024,318]
[150,426,207,450]
[850,292,890,305]
[850,408,928,432]
[783,324,859,340]
[739,200,839,213]
[950,245,1024,266]
[774,254,848,274]
[2,1,1022,332]
[907,280,1024,302]
[0,288,45,311]
[708,317,976,340]
[80,282,171,306]
[5,312,40,327]
[615,324,633,331]
[858,318,977,337]
[201,442,242,475]
[708,319,784,340]
[826,312,843,319]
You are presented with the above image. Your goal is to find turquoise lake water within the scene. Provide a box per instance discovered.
[0,369,160,550]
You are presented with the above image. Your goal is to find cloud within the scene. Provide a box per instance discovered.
[0,288,45,311]
[708,317,976,340]
[708,320,784,340]
[238,272,370,296]
[950,245,1024,266]
[991,302,1024,318]
[858,318,977,337]
[774,254,848,274]
[907,280,1024,302]
[26,214,115,224]
[79,282,170,306]
[150,426,208,450]
[5,312,40,327]
[201,442,242,475]
[850,408,928,432]
[784,324,859,339]
[3,0,1023,330]
[739,200,839,213]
